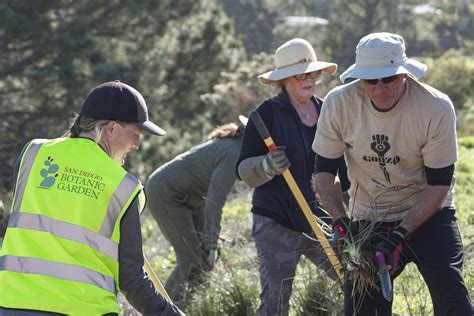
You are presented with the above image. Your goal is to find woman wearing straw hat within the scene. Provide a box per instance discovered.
[237,38,349,315]
[313,32,472,315]
[146,117,247,308]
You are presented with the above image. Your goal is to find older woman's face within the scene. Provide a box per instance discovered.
[282,71,319,102]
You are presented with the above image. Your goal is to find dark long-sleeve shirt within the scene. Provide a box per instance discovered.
[118,195,175,314]
[237,92,349,232]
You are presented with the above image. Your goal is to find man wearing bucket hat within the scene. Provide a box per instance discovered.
[146,117,247,308]
[0,80,184,315]
[237,38,350,315]
[313,32,473,315]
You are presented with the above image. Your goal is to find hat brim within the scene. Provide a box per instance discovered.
[135,120,166,136]
[339,59,427,83]
[258,61,337,85]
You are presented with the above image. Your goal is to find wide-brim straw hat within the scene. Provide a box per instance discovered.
[258,38,337,85]
[340,32,428,83]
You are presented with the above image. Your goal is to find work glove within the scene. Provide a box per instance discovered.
[262,146,291,178]
[374,226,409,275]
[332,216,351,259]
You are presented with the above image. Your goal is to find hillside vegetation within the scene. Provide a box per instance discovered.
[1,1,473,314]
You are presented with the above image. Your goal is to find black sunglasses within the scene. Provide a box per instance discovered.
[363,75,399,85]
[294,71,321,81]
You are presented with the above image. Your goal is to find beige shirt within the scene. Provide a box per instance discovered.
[313,77,457,221]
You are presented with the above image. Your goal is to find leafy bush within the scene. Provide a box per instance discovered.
[292,260,343,316]
[186,267,260,316]
[457,106,474,137]
[458,136,474,149]
[423,50,474,111]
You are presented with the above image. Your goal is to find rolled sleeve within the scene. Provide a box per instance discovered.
[312,95,346,159]
[421,97,458,168]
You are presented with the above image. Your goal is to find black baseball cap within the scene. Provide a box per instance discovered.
[80,80,166,136]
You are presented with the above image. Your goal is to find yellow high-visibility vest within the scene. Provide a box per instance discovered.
[0,137,143,315]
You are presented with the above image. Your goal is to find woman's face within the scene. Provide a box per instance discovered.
[103,122,142,165]
[282,71,319,102]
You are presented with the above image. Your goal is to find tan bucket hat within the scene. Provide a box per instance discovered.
[258,38,337,85]
[340,32,428,83]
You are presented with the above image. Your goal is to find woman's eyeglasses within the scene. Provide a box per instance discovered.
[363,75,399,85]
[294,71,321,81]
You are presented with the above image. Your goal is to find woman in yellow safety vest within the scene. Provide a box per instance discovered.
[0,81,184,316]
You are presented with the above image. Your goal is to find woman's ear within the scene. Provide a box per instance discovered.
[104,121,117,135]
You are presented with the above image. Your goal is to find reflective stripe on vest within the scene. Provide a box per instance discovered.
[8,212,118,259]
[0,255,116,294]
[100,173,140,238]
[12,139,48,213]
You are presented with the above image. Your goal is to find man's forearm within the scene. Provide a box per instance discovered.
[399,185,450,233]
[314,172,347,219]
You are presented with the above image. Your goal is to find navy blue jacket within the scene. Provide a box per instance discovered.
[238,92,347,233]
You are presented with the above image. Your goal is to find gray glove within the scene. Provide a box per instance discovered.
[263,146,291,177]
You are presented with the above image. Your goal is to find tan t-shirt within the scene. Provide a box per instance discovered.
[313,77,457,222]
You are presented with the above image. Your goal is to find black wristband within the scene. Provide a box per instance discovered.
[425,164,454,186]
[315,154,342,176]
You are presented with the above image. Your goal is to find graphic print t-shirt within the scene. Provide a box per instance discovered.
[313,77,457,221]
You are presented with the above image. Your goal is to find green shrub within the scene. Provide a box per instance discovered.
[423,50,474,112]
[186,268,260,316]
[458,136,474,149]
[184,231,260,316]
[457,106,474,137]
[292,259,343,316]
